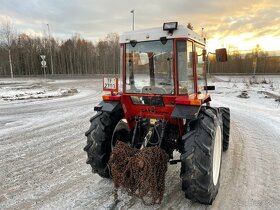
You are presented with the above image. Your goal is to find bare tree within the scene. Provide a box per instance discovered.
[0,30,121,76]
[0,18,16,78]
[252,44,268,58]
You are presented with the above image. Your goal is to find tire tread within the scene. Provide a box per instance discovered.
[84,111,124,178]
[180,107,221,204]
[220,107,230,151]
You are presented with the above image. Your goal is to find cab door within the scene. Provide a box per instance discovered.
[194,43,207,94]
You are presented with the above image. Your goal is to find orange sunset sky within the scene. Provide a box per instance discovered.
[0,0,279,52]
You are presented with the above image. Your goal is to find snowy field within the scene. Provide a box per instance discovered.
[0,75,280,210]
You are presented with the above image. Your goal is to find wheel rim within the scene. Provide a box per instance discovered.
[213,124,222,186]
[111,119,130,150]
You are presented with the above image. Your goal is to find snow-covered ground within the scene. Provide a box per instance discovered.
[0,79,78,101]
[0,76,279,210]
[209,75,280,209]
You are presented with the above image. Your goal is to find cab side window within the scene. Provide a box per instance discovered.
[195,44,206,93]
[177,40,194,95]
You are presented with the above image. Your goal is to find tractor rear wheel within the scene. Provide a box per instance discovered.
[84,110,128,178]
[180,108,222,204]
[220,107,230,151]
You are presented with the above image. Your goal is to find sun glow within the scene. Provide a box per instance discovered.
[207,34,280,53]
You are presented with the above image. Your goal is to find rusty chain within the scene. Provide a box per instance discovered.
[108,141,169,205]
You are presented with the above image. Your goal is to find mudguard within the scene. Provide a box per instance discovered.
[94,100,123,113]
[171,105,201,120]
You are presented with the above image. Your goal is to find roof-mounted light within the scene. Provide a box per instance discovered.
[163,22,178,34]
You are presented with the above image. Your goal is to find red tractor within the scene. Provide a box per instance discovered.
[84,22,230,204]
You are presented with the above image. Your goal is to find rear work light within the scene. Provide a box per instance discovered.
[163,22,178,33]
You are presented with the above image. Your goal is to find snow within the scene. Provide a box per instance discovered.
[120,25,204,44]
[0,76,280,210]
[0,79,78,101]
[209,75,280,108]
[209,75,280,209]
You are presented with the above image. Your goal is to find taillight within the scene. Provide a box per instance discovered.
[102,95,121,101]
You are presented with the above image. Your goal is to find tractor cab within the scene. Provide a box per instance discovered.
[120,22,207,97]
[115,22,211,127]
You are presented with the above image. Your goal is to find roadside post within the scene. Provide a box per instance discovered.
[40,55,47,76]
[253,57,257,76]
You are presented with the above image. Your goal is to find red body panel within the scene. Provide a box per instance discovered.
[103,92,210,134]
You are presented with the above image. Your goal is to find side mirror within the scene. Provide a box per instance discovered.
[215,48,227,62]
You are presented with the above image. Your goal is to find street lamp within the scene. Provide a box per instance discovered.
[47,23,54,75]
[130,10,135,31]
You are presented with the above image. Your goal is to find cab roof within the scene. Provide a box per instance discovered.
[120,24,205,45]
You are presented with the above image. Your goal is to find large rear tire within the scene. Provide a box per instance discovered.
[220,107,230,151]
[180,108,222,204]
[84,110,127,178]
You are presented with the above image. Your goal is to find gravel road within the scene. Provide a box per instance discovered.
[0,77,279,210]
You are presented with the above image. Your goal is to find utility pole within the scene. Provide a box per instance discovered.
[131,10,135,31]
[47,23,54,75]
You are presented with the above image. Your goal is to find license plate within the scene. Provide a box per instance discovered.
[103,77,118,92]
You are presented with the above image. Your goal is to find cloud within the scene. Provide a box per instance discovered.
[203,1,280,38]
[0,0,279,50]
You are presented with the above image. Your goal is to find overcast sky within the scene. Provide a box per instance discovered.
[0,0,279,50]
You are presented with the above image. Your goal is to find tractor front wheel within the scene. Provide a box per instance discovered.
[180,108,222,204]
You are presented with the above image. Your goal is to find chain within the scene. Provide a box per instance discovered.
[108,141,169,205]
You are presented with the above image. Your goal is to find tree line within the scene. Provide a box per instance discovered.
[0,20,120,77]
[1,19,279,77]
[209,45,280,74]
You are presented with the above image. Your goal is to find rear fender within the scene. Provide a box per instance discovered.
[93,100,123,113]
[171,105,201,120]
